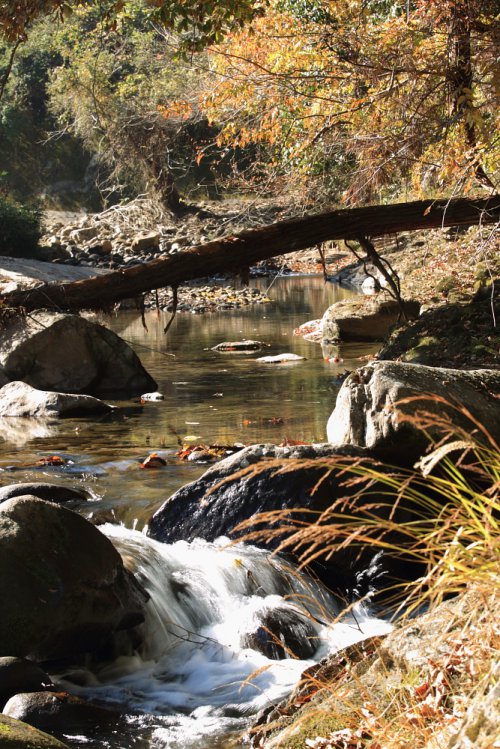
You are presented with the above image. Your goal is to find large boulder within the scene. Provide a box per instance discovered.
[148,443,413,594]
[321,298,420,343]
[327,361,500,463]
[0,496,148,660]
[0,312,156,397]
[0,381,113,418]
[0,714,69,748]
[0,658,54,711]
[3,691,120,741]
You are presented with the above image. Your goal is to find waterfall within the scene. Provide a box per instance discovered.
[57,526,392,748]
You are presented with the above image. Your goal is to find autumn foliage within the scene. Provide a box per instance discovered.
[203,0,499,203]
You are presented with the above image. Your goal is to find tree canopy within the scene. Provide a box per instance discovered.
[0,0,263,46]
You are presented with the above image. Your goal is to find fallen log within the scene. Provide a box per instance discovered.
[1,195,498,313]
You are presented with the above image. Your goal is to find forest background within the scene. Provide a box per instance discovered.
[1,0,498,218]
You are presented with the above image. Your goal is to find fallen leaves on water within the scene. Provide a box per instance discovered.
[35,455,67,467]
[140,452,167,469]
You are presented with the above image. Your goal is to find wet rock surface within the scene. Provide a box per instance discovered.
[147,442,414,594]
[0,496,148,660]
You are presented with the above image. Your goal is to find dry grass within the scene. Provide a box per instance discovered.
[239,401,499,748]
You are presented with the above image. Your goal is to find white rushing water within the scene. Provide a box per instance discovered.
[58,526,392,748]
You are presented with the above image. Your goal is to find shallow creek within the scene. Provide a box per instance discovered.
[0,276,388,748]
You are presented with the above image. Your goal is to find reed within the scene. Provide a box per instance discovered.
[238,397,499,748]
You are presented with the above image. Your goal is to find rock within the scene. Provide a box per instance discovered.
[327,361,500,463]
[3,691,120,741]
[212,340,264,352]
[321,298,420,343]
[0,257,108,295]
[242,605,318,660]
[147,443,409,594]
[0,658,54,711]
[0,714,69,748]
[140,391,164,401]
[293,319,322,342]
[0,483,89,506]
[256,353,305,363]
[131,232,160,252]
[361,276,381,294]
[0,312,157,397]
[0,366,9,387]
[448,672,499,749]
[0,496,148,659]
[0,382,113,418]
[68,226,98,243]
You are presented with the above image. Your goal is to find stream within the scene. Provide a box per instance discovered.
[0,276,387,748]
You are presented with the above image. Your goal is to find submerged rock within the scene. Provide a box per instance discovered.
[321,298,420,343]
[327,361,500,463]
[0,496,148,659]
[0,381,113,418]
[0,312,157,397]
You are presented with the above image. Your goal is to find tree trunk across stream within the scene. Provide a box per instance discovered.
[1,195,498,313]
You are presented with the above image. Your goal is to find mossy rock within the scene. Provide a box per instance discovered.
[0,714,69,748]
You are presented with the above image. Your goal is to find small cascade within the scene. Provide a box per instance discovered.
[58,526,392,748]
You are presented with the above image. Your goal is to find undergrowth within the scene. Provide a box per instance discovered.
[237,398,499,749]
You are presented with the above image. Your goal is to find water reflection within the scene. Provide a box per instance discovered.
[0,277,378,527]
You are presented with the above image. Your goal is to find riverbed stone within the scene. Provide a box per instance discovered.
[326,361,500,463]
[0,714,69,748]
[3,691,121,740]
[0,312,157,397]
[0,382,113,418]
[0,483,89,506]
[0,658,54,711]
[212,340,264,352]
[0,496,148,660]
[242,606,318,660]
[131,232,160,252]
[321,298,420,343]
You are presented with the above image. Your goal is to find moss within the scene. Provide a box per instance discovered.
[436,276,457,294]
[274,710,346,749]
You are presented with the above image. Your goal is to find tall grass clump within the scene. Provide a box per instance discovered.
[238,398,499,748]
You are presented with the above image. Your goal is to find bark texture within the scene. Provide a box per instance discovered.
[1,195,498,312]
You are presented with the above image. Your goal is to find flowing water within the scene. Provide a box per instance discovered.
[0,276,387,748]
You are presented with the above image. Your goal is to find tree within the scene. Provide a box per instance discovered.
[203,0,499,205]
